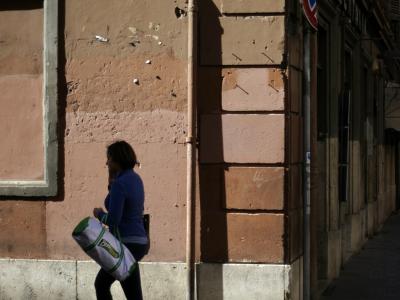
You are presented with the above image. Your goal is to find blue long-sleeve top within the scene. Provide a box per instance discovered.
[98,169,148,245]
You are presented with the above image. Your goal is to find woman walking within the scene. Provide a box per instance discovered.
[93,140,148,300]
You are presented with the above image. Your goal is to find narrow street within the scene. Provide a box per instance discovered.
[321,213,400,300]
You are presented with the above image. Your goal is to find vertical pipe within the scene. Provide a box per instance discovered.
[303,24,311,300]
[186,0,197,299]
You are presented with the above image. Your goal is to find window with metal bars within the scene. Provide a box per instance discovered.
[391,0,400,19]
[338,50,352,202]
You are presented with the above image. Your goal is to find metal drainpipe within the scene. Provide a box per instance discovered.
[303,24,311,300]
[186,0,197,300]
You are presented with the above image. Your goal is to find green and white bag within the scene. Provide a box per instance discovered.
[72,216,136,281]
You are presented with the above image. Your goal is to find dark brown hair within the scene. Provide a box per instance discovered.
[107,140,138,170]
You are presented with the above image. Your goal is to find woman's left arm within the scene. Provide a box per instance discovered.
[95,194,109,223]
[99,180,126,227]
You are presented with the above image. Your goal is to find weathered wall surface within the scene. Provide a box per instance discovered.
[0,75,44,180]
[198,0,288,263]
[0,0,306,270]
[0,0,189,262]
[50,0,189,261]
[0,1,311,299]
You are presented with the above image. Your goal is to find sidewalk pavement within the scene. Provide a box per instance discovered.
[320,212,400,300]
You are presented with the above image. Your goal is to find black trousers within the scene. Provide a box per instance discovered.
[95,243,148,300]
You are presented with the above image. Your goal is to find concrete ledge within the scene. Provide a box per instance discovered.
[0,259,187,300]
[0,258,303,300]
[77,261,187,300]
[197,263,291,300]
[0,259,76,300]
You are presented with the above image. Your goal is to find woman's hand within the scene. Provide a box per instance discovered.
[93,207,105,219]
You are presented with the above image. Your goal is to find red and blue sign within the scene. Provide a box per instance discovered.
[302,0,318,30]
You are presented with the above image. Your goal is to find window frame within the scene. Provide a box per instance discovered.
[0,0,59,197]
[338,46,353,203]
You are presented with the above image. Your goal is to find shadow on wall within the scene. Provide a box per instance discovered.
[56,0,67,201]
[198,0,225,299]
[0,1,43,10]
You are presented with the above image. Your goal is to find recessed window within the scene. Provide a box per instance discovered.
[0,0,58,196]
[338,49,352,202]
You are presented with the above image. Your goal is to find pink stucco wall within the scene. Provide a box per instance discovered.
[0,0,294,264]
[0,0,189,261]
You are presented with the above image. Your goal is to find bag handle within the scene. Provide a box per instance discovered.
[99,214,125,258]
[107,224,128,275]
[100,213,108,224]
[115,227,125,259]
[98,214,128,274]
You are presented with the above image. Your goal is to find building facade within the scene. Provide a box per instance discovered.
[311,0,400,298]
[0,0,399,299]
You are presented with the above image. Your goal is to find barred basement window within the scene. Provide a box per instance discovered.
[391,0,400,20]
[0,0,58,196]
